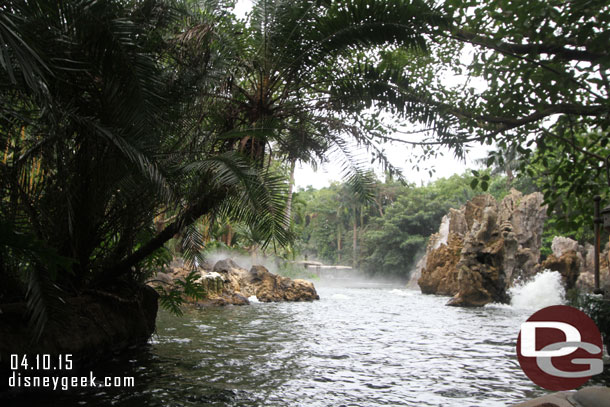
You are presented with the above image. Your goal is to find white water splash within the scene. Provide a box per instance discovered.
[509,270,565,309]
[390,289,412,297]
[248,295,260,303]
[331,293,351,300]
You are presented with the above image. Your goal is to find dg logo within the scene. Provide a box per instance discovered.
[516,305,604,391]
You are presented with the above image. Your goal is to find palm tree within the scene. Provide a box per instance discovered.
[1,0,183,333]
[0,0,290,336]
[198,0,447,192]
[476,144,525,187]
[1,0,448,337]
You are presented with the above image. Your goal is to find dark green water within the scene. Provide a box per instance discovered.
[3,284,609,406]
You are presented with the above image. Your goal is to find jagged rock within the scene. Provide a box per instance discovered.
[541,250,582,290]
[577,241,610,292]
[409,209,468,287]
[205,259,319,305]
[552,236,581,257]
[418,189,547,307]
[540,236,610,292]
[448,205,510,307]
[417,234,463,295]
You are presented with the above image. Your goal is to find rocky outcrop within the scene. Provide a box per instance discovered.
[538,236,610,292]
[0,284,158,390]
[417,234,463,295]
[418,189,547,307]
[155,258,319,306]
[541,251,582,290]
[210,259,319,304]
[414,208,469,292]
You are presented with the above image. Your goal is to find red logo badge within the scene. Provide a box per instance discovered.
[516,305,603,390]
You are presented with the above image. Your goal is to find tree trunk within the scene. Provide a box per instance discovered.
[284,158,296,228]
[506,166,514,187]
[352,204,357,269]
[226,224,233,247]
[374,198,384,217]
[98,189,225,285]
[337,225,342,263]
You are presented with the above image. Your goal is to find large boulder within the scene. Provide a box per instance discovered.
[418,189,547,307]
[541,251,582,290]
[0,284,158,390]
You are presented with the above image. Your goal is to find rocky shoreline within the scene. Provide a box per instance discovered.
[152,258,320,306]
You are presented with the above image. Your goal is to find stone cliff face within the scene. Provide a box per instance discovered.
[418,189,547,307]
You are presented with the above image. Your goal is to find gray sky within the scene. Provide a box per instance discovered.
[233,0,489,189]
[294,140,487,190]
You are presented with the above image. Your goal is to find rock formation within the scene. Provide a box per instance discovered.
[211,259,319,303]
[539,237,584,290]
[155,258,319,306]
[542,236,610,292]
[0,284,158,390]
[418,189,547,307]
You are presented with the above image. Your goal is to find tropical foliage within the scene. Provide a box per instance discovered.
[292,172,526,278]
[2,0,609,337]
[0,0,451,334]
[378,0,609,220]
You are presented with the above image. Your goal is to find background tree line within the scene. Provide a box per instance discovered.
[290,154,609,281]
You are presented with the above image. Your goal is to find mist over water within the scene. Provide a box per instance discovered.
[204,249,409,289]
[203,250,279,273]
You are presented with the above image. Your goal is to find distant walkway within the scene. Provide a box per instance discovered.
[291,261,353,278]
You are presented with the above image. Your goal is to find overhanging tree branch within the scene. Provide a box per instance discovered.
[96,188,227,285]
[452,29,606,64]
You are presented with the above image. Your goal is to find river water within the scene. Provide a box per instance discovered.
[6,273,610,406]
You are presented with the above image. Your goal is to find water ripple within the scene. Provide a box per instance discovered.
[11,285,601,407]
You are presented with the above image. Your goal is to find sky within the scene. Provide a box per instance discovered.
[232,0,491,190]
[293,139,489,190]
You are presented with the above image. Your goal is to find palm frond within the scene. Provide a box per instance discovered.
[0,221,72,341]
[186,151,292,249]
[0,9,51,96]
[328,136,376,204]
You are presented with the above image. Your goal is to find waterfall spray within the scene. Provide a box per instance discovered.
[509,270,566,309]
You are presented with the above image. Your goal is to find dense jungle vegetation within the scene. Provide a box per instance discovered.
[1,0,608,335]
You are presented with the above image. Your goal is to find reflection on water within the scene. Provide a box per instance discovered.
[3,284,609,406]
